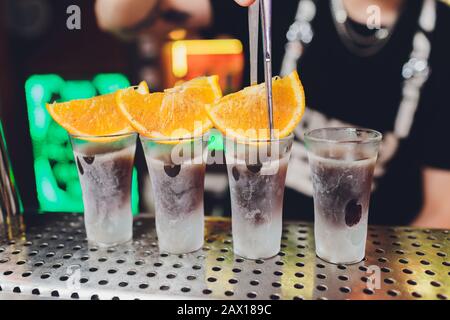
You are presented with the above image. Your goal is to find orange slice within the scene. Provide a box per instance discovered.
[46,82,150,136]
[116,76,222,138]
[205,70,305,140]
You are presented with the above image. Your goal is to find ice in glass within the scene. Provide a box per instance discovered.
[305,128,382,264]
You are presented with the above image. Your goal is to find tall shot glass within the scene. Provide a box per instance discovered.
[224,134,294,259]
[141,135,208,254]
[304,127,382,264]
[70,133,137,246]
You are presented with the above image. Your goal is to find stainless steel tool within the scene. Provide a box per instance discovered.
[259,0,274,139]
[248,0,259,86]
[248,0,274,139]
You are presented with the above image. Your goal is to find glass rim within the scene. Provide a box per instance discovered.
[69,131,137,139]
[304,127,382,144]
[224,133,294,144]
[139,133,207,142]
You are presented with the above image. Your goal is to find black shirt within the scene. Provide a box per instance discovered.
[208,0,450,225]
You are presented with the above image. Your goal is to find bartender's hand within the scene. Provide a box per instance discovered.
[234,0,256,6]
[95,0,212,34]
[96,0,256,35]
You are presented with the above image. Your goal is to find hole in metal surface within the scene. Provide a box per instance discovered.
[225,290,234,296]
[250,280,259,286]
[402,268,413,275]
[71,293,79,299]
[425,270,435,276]
[387,290,399,297]
[340,287,351,293]
[316,285,327,291]
[247,292,257,299]
[272,282,281,288]
[294,283,304,289]
[430,281,441,287]
[412,292,422,298]
[363,288,374,295]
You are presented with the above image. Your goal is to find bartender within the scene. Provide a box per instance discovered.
[95,0,450,228]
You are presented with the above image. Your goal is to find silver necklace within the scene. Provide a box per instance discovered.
[330,0,398,57]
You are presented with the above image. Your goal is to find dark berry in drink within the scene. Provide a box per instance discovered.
[232,166,240,181]
[83,156,95,164]
[246,162,262,174]
[76,157,84,175]
[164,164,181,177]
[345,199,362,227]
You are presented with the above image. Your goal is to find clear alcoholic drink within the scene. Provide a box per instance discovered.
[71,133,137,246]
[141,135,207,254]
[305,128,382,264]
[225,134,293,259]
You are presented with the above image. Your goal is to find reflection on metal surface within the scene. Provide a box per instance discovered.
[0,120,24,240]
[0,214,448,300]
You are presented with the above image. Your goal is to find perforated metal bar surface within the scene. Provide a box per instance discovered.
[0,214,448,300]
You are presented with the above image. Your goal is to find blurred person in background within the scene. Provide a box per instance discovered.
[95,0,450,228]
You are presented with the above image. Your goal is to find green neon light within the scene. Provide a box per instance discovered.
[207,129,224,151]
[93,74,130,95]
[25,74,139,214]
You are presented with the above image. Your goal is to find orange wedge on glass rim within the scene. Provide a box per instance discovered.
[205,70,305,141]
[45,82,149,138]
[116,76,222,139]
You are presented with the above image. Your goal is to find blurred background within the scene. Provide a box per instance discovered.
[0,0,245,219]
[1,0,449,223]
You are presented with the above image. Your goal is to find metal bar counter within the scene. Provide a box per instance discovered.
[0,214,448,300]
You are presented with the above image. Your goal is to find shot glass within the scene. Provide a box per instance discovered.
[304,127,382,264]
[70,133,137,246]
[141,135,208,254]
[224,134,294,259]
